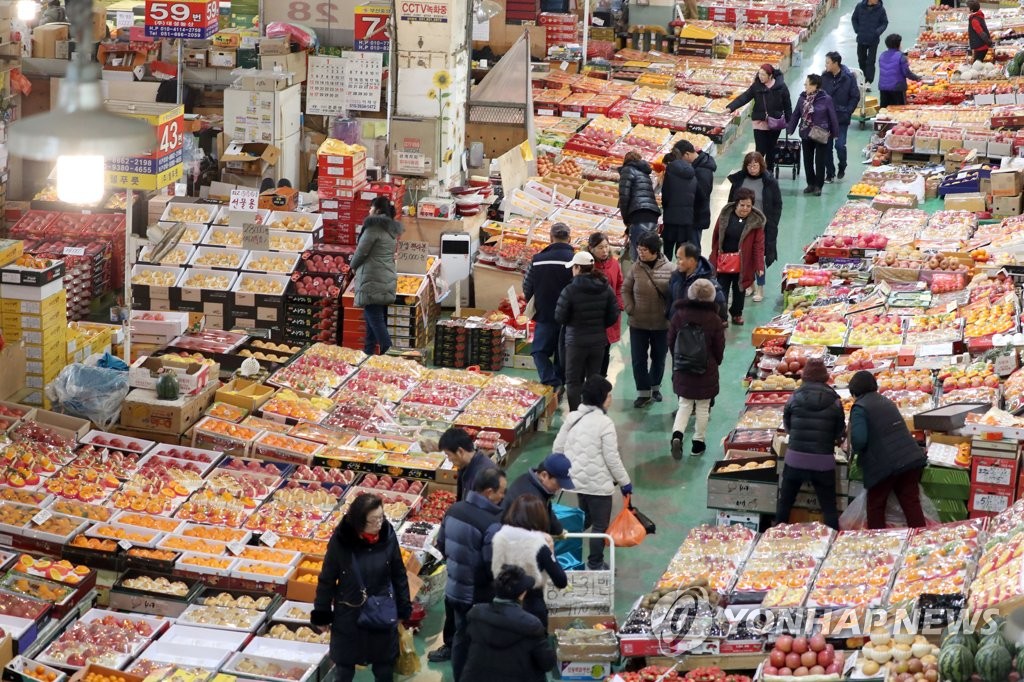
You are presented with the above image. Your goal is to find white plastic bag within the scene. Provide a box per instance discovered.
[881,174,925,203]
[839,485,940,530]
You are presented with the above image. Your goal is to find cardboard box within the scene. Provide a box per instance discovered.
[29,409,91,442]
[990,168,1023,197]
[120,382,219,435]
[216,378,275,412]
[209,49,237,68]
[0,347,25,400]
[260,51,307,82]
[557,661,613,680]
[992,193,1023,218]
[259,187,298,211]
[943,192,987,212]
[183,48,208,68]
[221,142,280,176]
[129,356,212,396]
[232,71,294,91]
[972,454,1020,489]
[32,24,68,59]
[969,483,1014,514]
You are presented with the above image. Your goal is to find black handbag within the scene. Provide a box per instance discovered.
[346,550,398,631]
[629,500,657,535]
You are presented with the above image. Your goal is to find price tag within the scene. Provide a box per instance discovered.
[31,510,52,526]
[228,541,246,556]
[62,246,86,257]
[229,189,259,212]
[116,10,134,27]
[119,539,133,551]
[506,286,521,319]
[975,492,1009,513]
[261,530,279,547]
[242,222,270,251]
[496,443,507,459]
[592,16,604,25]
[560,61,569,71]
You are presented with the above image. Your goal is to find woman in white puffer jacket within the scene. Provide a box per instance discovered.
[552,374,631,570]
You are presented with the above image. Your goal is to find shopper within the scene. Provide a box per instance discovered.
[522,223,574,392]
[41,0,66,23]
[437,468,507,681]
[491,495,569,630]
[660,148,698,258]
[725,65,792,174]
[848,371,928,530]
[503,453,574,536]
[877,33,922,109]
[708,188,766,325]
[674,140,718,236]
[967,0,993,63]
[667,242,728,323]
[461,565,557,682]
[312,493,412,682]
[623,232,674,407]
[821,52,861,183]
[350,197,403,355]
[787,74,839,197]
[587,232,624,377]
[554,252,620,411]
[553,375,631,570]
[667,279,725,459]
[618,151,661,260]
[775,359,845,530]
[851,0,888,88]
[727,151,782,303]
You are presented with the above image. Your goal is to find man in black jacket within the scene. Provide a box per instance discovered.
[822,52,862,181]
[675,140,718,236]
[660,150,697,258]
[522,223,574,391]
[667,243,728,323]
[503,453,574,536]
[851,0,888,87]
[554,252,621,410]
[618,151,661,260]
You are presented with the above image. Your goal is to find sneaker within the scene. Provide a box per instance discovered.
[633,396,652,408]
[811,188,822,196]
[671,431,683,460]
[587,561,610,571]
[824,176,835,184]
[752,286,764,303]
[802,186,816,194]
[731,315,744,325]
[428,646,451,663]
[692,440,706,455]
[838,166,846,180]
[744,287,753,297]
[652,389,663,402]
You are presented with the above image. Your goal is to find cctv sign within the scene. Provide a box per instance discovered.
[398,1,447,23]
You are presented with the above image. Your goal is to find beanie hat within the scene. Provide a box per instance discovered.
[848,370,878,397]
[688,278,716,303]
[802,358,830,384]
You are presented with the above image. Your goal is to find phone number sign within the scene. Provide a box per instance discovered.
[145,0,220,38]
[354,4,390,52]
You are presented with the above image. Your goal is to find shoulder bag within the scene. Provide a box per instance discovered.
[345,548,398,631]
[716,252,741,274]
[808,125,831,145]
[639,263,667,301]
[762,94,787,131]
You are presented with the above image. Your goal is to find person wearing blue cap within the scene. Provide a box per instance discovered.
[502,452,574,536]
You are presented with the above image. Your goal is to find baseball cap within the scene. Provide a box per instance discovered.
[565,251,595,269]
[539,452,574,489]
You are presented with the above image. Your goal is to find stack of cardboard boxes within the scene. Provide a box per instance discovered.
[317,144,368,246]
[990,167,1024,218]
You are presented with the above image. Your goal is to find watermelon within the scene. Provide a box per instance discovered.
[979,630,1013,654]
[1016,647,1024,679]
[976,642,1012,682]
[939,644,975,682]
[944,633,980,655]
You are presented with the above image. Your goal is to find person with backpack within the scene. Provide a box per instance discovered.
[667,279,725,459]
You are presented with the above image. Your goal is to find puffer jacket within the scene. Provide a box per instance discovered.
[593,256,623,345]
[821,65,861,126]
[727,70,793,122]
[350,214,403,307]
[554,274,620,348]
[661,159,697,231]
[462,600,556,682]
[667,257,728,321]
[552,404,630,496]
[668,299,725,400]
[878,49,921,92]
[618,159,661,223]
[709,204,767,291]
[692,151,718,233]
[787,90,840,143]
[438,491,502,605]
[850,391,927,489]
[784,382,846,455]
[851,0,888,45]
[490,525,568,629]
[727,169,783,267]
[504,471,563,535]
[623,253,674,330]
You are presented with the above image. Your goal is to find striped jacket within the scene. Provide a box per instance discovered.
[522,241,574,323]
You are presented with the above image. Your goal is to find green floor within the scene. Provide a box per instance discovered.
[408,0,934,677]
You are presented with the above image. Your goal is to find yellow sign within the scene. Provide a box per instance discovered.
[106,101,184,126]
[106,164,183,190]
[355,4,390,14]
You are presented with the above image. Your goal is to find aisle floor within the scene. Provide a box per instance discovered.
[409,0,934,677]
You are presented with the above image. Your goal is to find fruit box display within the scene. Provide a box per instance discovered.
[657,524,757,593]
[887,518,983,608]
[732,523,834,608]
[806,529,909,611]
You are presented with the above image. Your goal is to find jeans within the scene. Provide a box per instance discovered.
[867,466,926,530]
[628,221,658,261]
[565,343,606,410]
[879,90,905,108]
[577,493,613,568]
[857,41,878,84]
[336,663,394,682]
[531,321,563,387]
[753,129,783,174]
[630,327,667,396]
[450,600,472,681]
[718,272,745,317]
[775,465,840,530]
[825,124,850,179]
[673,397,711,440]
[801,139,829,190]
[755,271,765,286]
[363,304,390,355]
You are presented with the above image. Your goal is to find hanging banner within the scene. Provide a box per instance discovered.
[354,4,390,51]
[145,0,220,39]
[105,102,185,191]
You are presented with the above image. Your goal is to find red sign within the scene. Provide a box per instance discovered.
[145,0,220,39]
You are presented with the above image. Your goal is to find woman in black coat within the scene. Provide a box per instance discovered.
[727,151,783,302]
[312,494,412,682]
[725,64,792,174]
[618,150,661,260]
[661,149,698,259]
[462,565,557,682]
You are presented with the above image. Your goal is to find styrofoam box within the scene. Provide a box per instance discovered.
[272,601,313,624]
[134,641,233,670]
[143,446,222,475]
[178,602,265,632]
[223,652,317,682]
[241,250,300,274]
[157,222,209,245]
[175,552,238,577]
[130,264,185,288]
[138,243,195,267]
[267,230,313,252]
[180,268,238,291]
[81,429,155,454]
[161,202,217,224]
[129,311,190,338]
[268,211,324,233]
[244,636,329,663]
[85,524,163,548]
[204,225,245,248]
[232,272,290,296]
[190,246,249,270]
[158,534,228,557]
[231,560,291,584]
[213,205,271,228]
[160,623,251,650]
[110,511,186,535]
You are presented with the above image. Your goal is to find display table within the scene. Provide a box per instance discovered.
[400,212,486,244]
[472,262,524,311]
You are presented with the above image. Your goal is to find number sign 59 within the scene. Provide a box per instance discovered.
[146,0,218,28]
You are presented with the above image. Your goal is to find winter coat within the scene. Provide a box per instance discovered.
[311,521,412,667]
[784,382,846,456]
[456,450,499,502]
[438,492,503,605]
[552,404,630,496]
[787,91,840,143]
[878,49,921,92]
[350,214,403,307]
[504,471,564,535]
[623,254,674,330]
[709,204,767,291]
[617,159,661,223]
[821,65,861,126]
[692,151,718,233]
[661,159,697,232]
[490,525,568,629]
[667,258,728,321]
[727,70,793,123]
[522,241,574,323]
[727,169,783,267]
[667,299,725,400]
[969,10,992,52]
[851,0,888,45]
[554,274,620,348]
[462,600,557,682]
[593,256,624,345]
[850,391,927,489]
